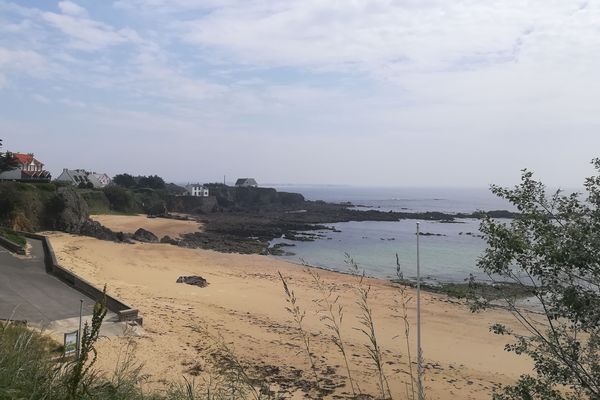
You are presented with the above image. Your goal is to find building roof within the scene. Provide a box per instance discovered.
[13,153,42,165]
[57,169,110,187]
[235,178,257,186]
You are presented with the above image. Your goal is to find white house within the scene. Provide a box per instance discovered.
[185,184,209,197]
[55,169,111,188]
[0,152,51,182]
[235,178,258,188]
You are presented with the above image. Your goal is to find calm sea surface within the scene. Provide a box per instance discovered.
[269,186,514,283]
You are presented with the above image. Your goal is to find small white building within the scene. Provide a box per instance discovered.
[55,169,111,188]
[185,184,209,197]
[235,178,258,188]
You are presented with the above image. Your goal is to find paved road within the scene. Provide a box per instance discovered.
[0,239,96,324]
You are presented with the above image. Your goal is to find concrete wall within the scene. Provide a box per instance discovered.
[0,235,26,255]
[0,169,22,180]
[19,232,142,325]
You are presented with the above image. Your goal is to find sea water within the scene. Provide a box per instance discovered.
[269,186,514,283]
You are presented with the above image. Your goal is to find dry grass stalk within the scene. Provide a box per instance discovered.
[345,253,391,400]
[305,266,358,397]
[278,271,322,394]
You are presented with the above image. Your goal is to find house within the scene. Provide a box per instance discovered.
[55,169,111,188]
[235,178,258,188]
[185,184,209,197]
[0,152,51,182]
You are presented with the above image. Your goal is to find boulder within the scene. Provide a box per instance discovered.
[80,220,119,241]
[160,235,179,245]
[176,276,208,288]
[133,228,159,243]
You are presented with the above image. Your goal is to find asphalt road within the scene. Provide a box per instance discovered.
[0,239,96,324]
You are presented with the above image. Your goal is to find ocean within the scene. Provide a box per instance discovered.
[269,186,515,283]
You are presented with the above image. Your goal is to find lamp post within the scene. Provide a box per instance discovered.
[416,222,424,400]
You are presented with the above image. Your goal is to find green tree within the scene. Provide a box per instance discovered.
[475,160,600,399]
[0,138,18,173]
[113,173,136,188]
[138,174,165,189]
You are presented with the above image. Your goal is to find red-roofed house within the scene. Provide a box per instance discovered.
[0,152,51,182]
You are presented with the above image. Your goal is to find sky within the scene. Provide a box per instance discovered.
[1,0,599,187]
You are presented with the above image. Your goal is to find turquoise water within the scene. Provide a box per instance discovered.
[268,186,509,282]
[271,219,486,282]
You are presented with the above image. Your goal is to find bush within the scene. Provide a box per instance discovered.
[102,186,140,214]
[0,228,26,247]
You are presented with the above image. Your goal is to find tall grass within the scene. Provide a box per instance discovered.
[277,255,425,400]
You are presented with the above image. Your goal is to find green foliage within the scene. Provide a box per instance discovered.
[113,173,136,188]
[474,159,600,399]
[80,190,111,214]
[0,138,18,173]
[138,175,165,189]
[113,173,166,190]
[102,186,140,214]
[0,228,26,247]
[78,182,94,189]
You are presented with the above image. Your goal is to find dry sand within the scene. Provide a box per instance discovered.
[47,227,531,399]
[90,214,202,239]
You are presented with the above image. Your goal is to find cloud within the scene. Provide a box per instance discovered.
[42,4,141,51]
[171,0,595,81]
[32,93,50,103]
[0,47,51,78]
[58,1,88,17]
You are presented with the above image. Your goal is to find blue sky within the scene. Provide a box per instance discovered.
[1,0,599,186]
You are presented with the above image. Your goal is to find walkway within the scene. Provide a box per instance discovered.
[0,239,96,324]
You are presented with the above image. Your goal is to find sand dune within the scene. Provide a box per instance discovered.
[47,230,531,399]
[90,214,202,239]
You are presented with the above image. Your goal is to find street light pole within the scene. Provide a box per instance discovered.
[416,222,424,399]
[77,299,83,359]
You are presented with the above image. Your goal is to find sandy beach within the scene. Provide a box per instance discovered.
[90,214,202,239]
[47,218,531,399]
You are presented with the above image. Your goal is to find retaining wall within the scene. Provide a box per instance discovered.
[18,232,142,325]
[0,235,26,255]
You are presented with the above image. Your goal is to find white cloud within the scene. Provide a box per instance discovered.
[42,7,141,51]
[0,47,51,77]
[32,93,50,103]
[58,1,88,17]
[172,0,598,80]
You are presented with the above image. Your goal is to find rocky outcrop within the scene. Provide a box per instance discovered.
[160,235,179,245]
[166,195,217,215]
[204,185,305,211]
[80,220,119,241]
[51,186,90,233]
[133,228,158,243]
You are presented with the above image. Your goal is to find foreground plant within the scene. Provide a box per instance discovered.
[345,254,391,400]
[474,159,600,399]
[278,271,322,394]
[392,255,419,400]
[306,267,358,397]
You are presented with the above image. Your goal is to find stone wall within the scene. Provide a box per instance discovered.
[19,232,142,325]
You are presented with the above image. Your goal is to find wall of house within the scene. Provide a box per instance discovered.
[0,169,22,180]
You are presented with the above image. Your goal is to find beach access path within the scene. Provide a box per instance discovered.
[0,238,96,324]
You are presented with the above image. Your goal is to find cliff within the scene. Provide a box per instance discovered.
[204,184,305,211]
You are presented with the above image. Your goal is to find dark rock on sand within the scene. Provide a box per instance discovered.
[160,235,179,245]
[176,276,208,288]
[133,228,159,243]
